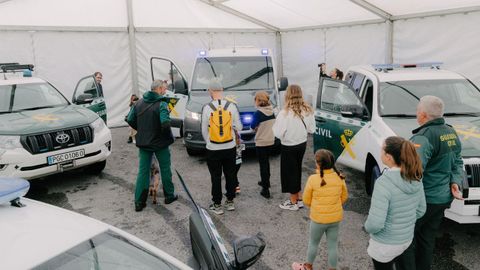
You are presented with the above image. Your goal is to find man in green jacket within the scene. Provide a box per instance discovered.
[397,95,464,270]
[127,80,177,212]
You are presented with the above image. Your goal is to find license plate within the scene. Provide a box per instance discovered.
[47,149,85,165]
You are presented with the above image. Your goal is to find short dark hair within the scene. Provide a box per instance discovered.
[94,71,102,77]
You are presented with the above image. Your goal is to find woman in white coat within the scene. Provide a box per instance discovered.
[273,84,315,211]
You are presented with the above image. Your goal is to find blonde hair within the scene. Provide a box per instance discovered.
[255,91,271,107]
[284,84,312,117]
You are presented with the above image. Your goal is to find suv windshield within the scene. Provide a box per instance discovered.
[379,79,480,116]
[0,83,69,113]
[191,56,274,91]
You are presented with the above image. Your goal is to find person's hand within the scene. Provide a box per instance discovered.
[451,183,464,200]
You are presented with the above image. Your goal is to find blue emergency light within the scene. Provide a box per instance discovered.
[372,62,443,72]
[0,178,29,206]
[241,113,253,126]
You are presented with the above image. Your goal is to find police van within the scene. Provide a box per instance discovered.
[0,64,111,180]
[149,47,288,155]
[313,63,480,223]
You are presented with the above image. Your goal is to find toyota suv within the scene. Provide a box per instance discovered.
[313,62,480,223]
[0,64,112,179]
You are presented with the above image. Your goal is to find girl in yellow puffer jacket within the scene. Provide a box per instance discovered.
[292,149,348,270]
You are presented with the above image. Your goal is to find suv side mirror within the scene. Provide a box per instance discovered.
[75,94,94,105]
[174,79,188,95]
[278,77,288,91]
[233,233,266,270]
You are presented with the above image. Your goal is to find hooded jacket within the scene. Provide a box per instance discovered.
[127,91,173,150]
[365,169,426,245]
[250,105,275,147]
[303,169,348,224]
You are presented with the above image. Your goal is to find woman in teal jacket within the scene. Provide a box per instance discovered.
[365,136,426,270]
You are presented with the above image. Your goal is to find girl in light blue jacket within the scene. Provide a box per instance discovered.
[365,136,426,270]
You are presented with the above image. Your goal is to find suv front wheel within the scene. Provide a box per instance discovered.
[366,162,381,195]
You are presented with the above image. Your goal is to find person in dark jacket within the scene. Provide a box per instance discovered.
[396,95,464,270]
[94,71,104,97]
[127,80,177,212]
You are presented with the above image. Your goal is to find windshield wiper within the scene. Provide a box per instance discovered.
[385,82,420,100]
[21,105,57,111]
[444,112,480,117]
[0,111,11,114]
[381,113,416,117]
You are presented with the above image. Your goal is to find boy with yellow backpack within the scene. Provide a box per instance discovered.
[201,78,242,215]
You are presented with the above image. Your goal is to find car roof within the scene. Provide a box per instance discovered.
[0,76,46,86]
[348,65,465,82]
[0,198,108,269]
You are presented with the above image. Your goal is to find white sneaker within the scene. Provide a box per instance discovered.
[279,200,299,211]
[224,200,235,211]
[297,200,304,209]
[209,203,224,215]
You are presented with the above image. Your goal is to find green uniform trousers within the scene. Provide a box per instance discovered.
[135,147,174,204]
[396,203,450,270]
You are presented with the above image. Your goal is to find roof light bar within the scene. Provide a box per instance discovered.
[1,64,34,73]
[372,62,443,72]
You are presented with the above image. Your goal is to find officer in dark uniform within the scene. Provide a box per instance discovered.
[127,80,177,212]
[397,95,464,270]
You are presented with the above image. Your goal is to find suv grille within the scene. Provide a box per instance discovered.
[21,126,93,154]
[465,164,480,187]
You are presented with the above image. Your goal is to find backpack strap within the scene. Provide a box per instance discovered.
[223,101,231,110]
[208,101,217,112]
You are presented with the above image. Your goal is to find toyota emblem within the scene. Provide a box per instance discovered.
[55,133,70,144]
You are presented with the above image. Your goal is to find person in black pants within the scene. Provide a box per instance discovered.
[201,78,242,215]
[250,91,276,198]
[273,85,315,211]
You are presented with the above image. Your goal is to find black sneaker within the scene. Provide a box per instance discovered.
[127,137,133,144]
[257,181,262,187]
[164,195,178,204]
[135,202,146,212]
[260,188,270,199]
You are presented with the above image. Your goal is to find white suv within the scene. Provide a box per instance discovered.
[313,63,480,223]
[0,64,112,179]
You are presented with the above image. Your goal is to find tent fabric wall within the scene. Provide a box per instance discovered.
[135,31,277,92]
[281,23,386,103]
[1,31,133,127]
[393,12,480,86]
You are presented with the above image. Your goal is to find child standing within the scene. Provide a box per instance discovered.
[127,94,139,144]
[365,136,425,270]
[292,149,348,270]
[250,91,275,198]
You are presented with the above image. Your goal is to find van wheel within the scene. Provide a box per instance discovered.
[367,163,381,195]
[89,160,106,174]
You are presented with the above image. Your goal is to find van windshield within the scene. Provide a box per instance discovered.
[191,56,275,91]
[379,79,480,117]
[0,83,69,114]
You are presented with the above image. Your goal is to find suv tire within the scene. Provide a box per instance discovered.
[367,163,381,195]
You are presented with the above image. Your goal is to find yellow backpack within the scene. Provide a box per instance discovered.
[208,100,233,144]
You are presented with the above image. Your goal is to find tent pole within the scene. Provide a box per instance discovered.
[275,31,283,78]
[385,20,393,64]
[126,0,139,96]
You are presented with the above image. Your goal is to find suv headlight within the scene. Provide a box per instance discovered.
[90,118,107,134]
[185,110,201,121]
[0,135,22,157]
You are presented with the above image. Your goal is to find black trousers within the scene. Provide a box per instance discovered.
[280,142,306,194]
[256,145,272,189]
[372,258,395,270]
[206,147,236,204]
[396,203,450,270]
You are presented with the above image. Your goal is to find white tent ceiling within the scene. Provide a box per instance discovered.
[1,0,480,30]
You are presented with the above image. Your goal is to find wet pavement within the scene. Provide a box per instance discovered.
[26,127,480,270]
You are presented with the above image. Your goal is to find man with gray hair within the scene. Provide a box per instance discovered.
[201,77,242,215]
[127,79,177,212]
[397,95,463,270]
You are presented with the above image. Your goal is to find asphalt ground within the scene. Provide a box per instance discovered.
[26,127,480,270]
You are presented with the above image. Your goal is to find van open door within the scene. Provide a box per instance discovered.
[150,57,189,137]
[72,75,107,124]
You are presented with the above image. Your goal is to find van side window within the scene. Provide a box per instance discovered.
[352,74,365,94]
[363,79,374,115]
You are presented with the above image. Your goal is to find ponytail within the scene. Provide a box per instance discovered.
[384,136,423,182]
[400,140,423,181]
[315,149,345,187]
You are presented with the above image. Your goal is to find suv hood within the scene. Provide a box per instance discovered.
[0,105,98,135]
[383,117,480,157]
[186,90,277,113]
